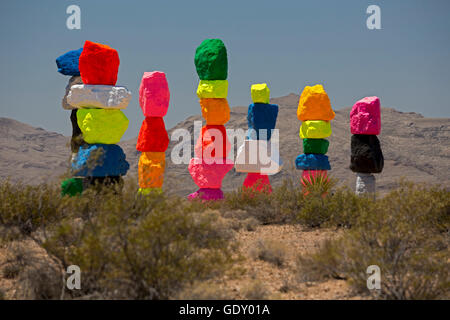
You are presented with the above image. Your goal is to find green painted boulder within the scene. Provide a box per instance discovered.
[194,39,228,80]
[303,139,329,154]
[61,177,83,196]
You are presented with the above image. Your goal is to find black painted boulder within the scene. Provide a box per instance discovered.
[350,134,384,173]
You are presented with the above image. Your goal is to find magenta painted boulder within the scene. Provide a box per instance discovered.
[188,158,233,189]
[139,71,170,117]
[350,96,381,135]
[188,188,224,201]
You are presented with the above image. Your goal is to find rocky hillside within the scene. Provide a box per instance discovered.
[1,94,449,194]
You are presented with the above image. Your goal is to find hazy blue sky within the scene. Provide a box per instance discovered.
[0,0,449,139]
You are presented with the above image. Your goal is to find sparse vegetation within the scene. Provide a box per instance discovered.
[0,177,448,300]
[250,238,287,267]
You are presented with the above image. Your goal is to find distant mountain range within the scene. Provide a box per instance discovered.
[1,93,449,195]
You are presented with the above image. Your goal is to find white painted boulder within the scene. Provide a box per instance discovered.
[65,84,131,110]
[234,139,283,175]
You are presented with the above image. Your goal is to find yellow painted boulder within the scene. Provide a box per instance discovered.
[77,109,129,144]
[251,83,270,104]
[200,98,230,125]
[299,120,332,139]
[297,85,335,121]
[197,80,228,99]
[138,152,165,188]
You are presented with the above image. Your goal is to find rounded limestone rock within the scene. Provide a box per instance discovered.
[139,71,170,117]
[77,109,129,144]
[136,117,169,152]
[72,144,129,177]
[200,98,230,125]
[79,40,120,85]
[251,83,270,104]
[138,152,165,188]
[247,103,279,140]
[297,85,335,121]
[56,48,82,76]
[194,39,228,80]
[303,138,329,154]
[299,120,331,139]
[196,80,228,99]
[295,154,331,170]
[188,158,234,189]
[194,125,231,160]
[67,85,131,110]
[350,96,381,135]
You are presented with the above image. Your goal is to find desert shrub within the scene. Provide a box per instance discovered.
[222,178,305,224]
[0,179,235,300]
[242,280,269,300]
[250,238,287,267]
[174,281,234,300]
[0,180,62,239]
[297,182,450,299]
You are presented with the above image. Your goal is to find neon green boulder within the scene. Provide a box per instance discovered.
[77,109,129,144]
[299,120,331,139]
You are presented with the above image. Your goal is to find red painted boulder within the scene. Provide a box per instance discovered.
[136,117,169,152]
[194,125,231,161]
[78,41,120,85]
[243,173,272,193]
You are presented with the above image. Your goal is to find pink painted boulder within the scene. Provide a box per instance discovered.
[139,71,170,117]
[188,158,233,189]
[188,188,224,201]
[350,96,381,135]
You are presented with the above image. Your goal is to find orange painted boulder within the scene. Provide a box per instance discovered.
[138,152,165,188]
[297,85,335,121]
[200,98,230,125]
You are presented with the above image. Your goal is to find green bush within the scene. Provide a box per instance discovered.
[0,179,235,300]
[297,182,450,299]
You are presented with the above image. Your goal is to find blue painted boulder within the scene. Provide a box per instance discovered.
[72,144,129,177]
[56,48,83,76]
[247,103,279,140]
[295,154,331,170]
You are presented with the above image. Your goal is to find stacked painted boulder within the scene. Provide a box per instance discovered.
[56,41,130,196]
[235,83,282,192]
[136,71,170,194]
[295,85,335,189]
[349,96,384,196]
[188,39,233,201]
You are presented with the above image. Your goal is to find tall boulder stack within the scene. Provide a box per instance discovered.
[136,71,170,194]
[235,83,282,193]
[56,41,130,196]
[295,85,335,190]
[188,39,233,201]
[349,96,384,197]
